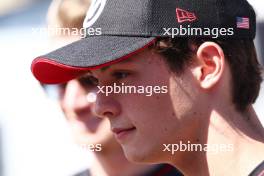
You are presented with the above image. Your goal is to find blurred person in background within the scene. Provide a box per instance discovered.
[0,0,34,16]
[44,0,183,176]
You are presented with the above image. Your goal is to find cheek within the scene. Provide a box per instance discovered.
[96,119,112,134]
[168,76,199,120]
[123,93,177,140]
[121,94,179,162]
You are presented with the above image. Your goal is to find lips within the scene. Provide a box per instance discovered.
[112,127,136,134]
[112,127,136,141]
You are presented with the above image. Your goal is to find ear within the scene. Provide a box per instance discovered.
[192,42,225,89]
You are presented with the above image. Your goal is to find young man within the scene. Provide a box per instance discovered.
[32,0,264,175]
[43,0,182,175]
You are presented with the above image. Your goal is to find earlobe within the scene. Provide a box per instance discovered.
[195,42,225,89]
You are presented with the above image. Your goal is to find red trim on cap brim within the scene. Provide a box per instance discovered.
[31,38,156,84]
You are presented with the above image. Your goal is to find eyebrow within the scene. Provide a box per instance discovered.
[100,58,134,72]
[100,66,110,72]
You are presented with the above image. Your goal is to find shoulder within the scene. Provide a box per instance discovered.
[73,169,91,176]
[249,160,264,176]
[145,164,183,176]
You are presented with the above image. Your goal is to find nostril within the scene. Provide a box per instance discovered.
[92,92,121,119]
[92,100,121,119]
[103,112,115,118]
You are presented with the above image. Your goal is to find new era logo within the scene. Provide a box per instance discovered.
[83,0,107,28]
[176,8,197,23]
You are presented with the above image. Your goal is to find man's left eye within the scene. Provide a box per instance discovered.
[112,71,130,79]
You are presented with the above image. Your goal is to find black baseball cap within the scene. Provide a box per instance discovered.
[31,0,256,84]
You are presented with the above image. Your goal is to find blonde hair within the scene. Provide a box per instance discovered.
[47,0,91,29]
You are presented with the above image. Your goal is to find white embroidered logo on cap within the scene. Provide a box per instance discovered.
[83,0,107,28]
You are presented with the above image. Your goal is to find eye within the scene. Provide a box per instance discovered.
[58,83,67,90]
[112,71,131,80]
[41,83,67,100]
[78,75,98,88]
[57,83,67,98]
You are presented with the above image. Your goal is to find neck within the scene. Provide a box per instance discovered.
[90,142,154,176]
[172,106,264,176]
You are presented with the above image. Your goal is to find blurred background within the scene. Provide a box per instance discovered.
[0,0,263,176]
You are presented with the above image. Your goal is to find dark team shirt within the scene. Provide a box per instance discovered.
[249,160,264,176]
[73,164,183,176]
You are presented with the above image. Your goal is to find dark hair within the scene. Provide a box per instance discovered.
[153,37,263,112]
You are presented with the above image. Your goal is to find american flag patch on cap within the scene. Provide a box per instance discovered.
[236,17,250,29]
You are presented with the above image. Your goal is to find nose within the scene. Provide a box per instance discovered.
[92,92,121,119]
[60,80,92,116]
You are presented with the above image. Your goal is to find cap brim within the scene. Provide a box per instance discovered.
[31,36,156,84]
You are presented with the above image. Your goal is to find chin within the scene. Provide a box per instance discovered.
[122,144,162,164]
